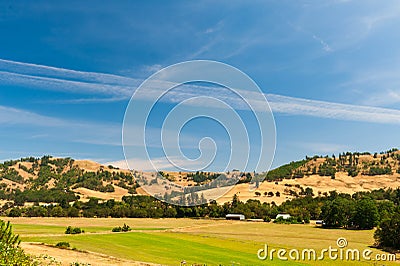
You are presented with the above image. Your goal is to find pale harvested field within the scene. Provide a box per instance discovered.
[4,218,399,266]
[21,242,159,266]
[5,217,218,229]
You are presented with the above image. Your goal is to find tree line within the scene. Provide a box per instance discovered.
[2,188,400,250]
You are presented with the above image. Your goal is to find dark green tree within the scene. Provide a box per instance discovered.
[352,199,380,229]
[374,212,400,249]
[321,197,354,228]
[0,220,36,265]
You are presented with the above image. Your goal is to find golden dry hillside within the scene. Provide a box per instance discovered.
[0,149,399,206]
[223,148,400,204]
[0,156,135,205]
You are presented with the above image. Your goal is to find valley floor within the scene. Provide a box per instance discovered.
[4,217,399,265]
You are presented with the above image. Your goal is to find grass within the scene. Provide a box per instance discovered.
[4,218,399,265]
[23,232,301,265]
[11,224,67,235]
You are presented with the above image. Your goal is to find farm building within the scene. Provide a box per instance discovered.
[226,214,245,220]
[276,214,291,220]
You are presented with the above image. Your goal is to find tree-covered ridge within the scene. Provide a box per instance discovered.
[0,148,399,208]
[263,148,400,181]
[264,159,310,181]
[0,156,138,205]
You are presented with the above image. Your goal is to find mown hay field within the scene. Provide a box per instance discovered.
[4,217,399,265]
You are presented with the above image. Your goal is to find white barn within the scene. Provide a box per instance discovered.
[226,214,245,220]
[276,214,291,220]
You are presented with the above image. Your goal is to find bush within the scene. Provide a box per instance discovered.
[263,217,271,222]
[112,224,131,232]
[73,227,84,234]
[122,223,131,232]
[8,208,22,217]
[65,226,84,235]
[55,242,70,249]
[112,227,122,232]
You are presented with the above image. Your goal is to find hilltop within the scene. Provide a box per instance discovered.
[0,149,399,208]
[218,148,400,204]
[0,156,136,206]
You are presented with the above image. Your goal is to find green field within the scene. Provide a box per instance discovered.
[4,217,399,265]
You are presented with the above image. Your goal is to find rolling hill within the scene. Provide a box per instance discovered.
[0,149,399,208]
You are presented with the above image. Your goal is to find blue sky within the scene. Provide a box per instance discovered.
[1,0,400,171]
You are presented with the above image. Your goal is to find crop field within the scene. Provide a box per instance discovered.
[3,217,399,265]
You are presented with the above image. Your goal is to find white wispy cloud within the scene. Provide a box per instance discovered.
[39,96,128,104]
[0,104,224,150]
[312,34,333,52]
[1,59,400,125]
[267,94,400,125]
[109,156,205,171]
[204,20,224,34]
[293,142,350,154]
[187,38,219,59]
[360,3,400,32]
[0,59,138,97]
[0,105,64,126]
[0,70,134,97]
[0,105,122,146]
[360,89,400,107]
[0,59,137,86]
[339,66,400,107]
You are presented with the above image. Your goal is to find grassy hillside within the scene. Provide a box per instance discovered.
[215,148,400,204]
[264,148,400,181]
[0,149,399,208]
[0,156,137,206]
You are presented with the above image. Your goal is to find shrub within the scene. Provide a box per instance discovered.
[263,217,271,222]
[73,227,84,234]
[55,242,70,249]
[122,223,131,232]
[112,227,122,232]
[65,226,84,235]
[112,224,131,232]
[8,208,22,217]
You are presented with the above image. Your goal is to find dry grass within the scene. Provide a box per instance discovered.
[21,242,160,266]
[5,218,399,265]
[73,185,129,201]
[214,172,400,204]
